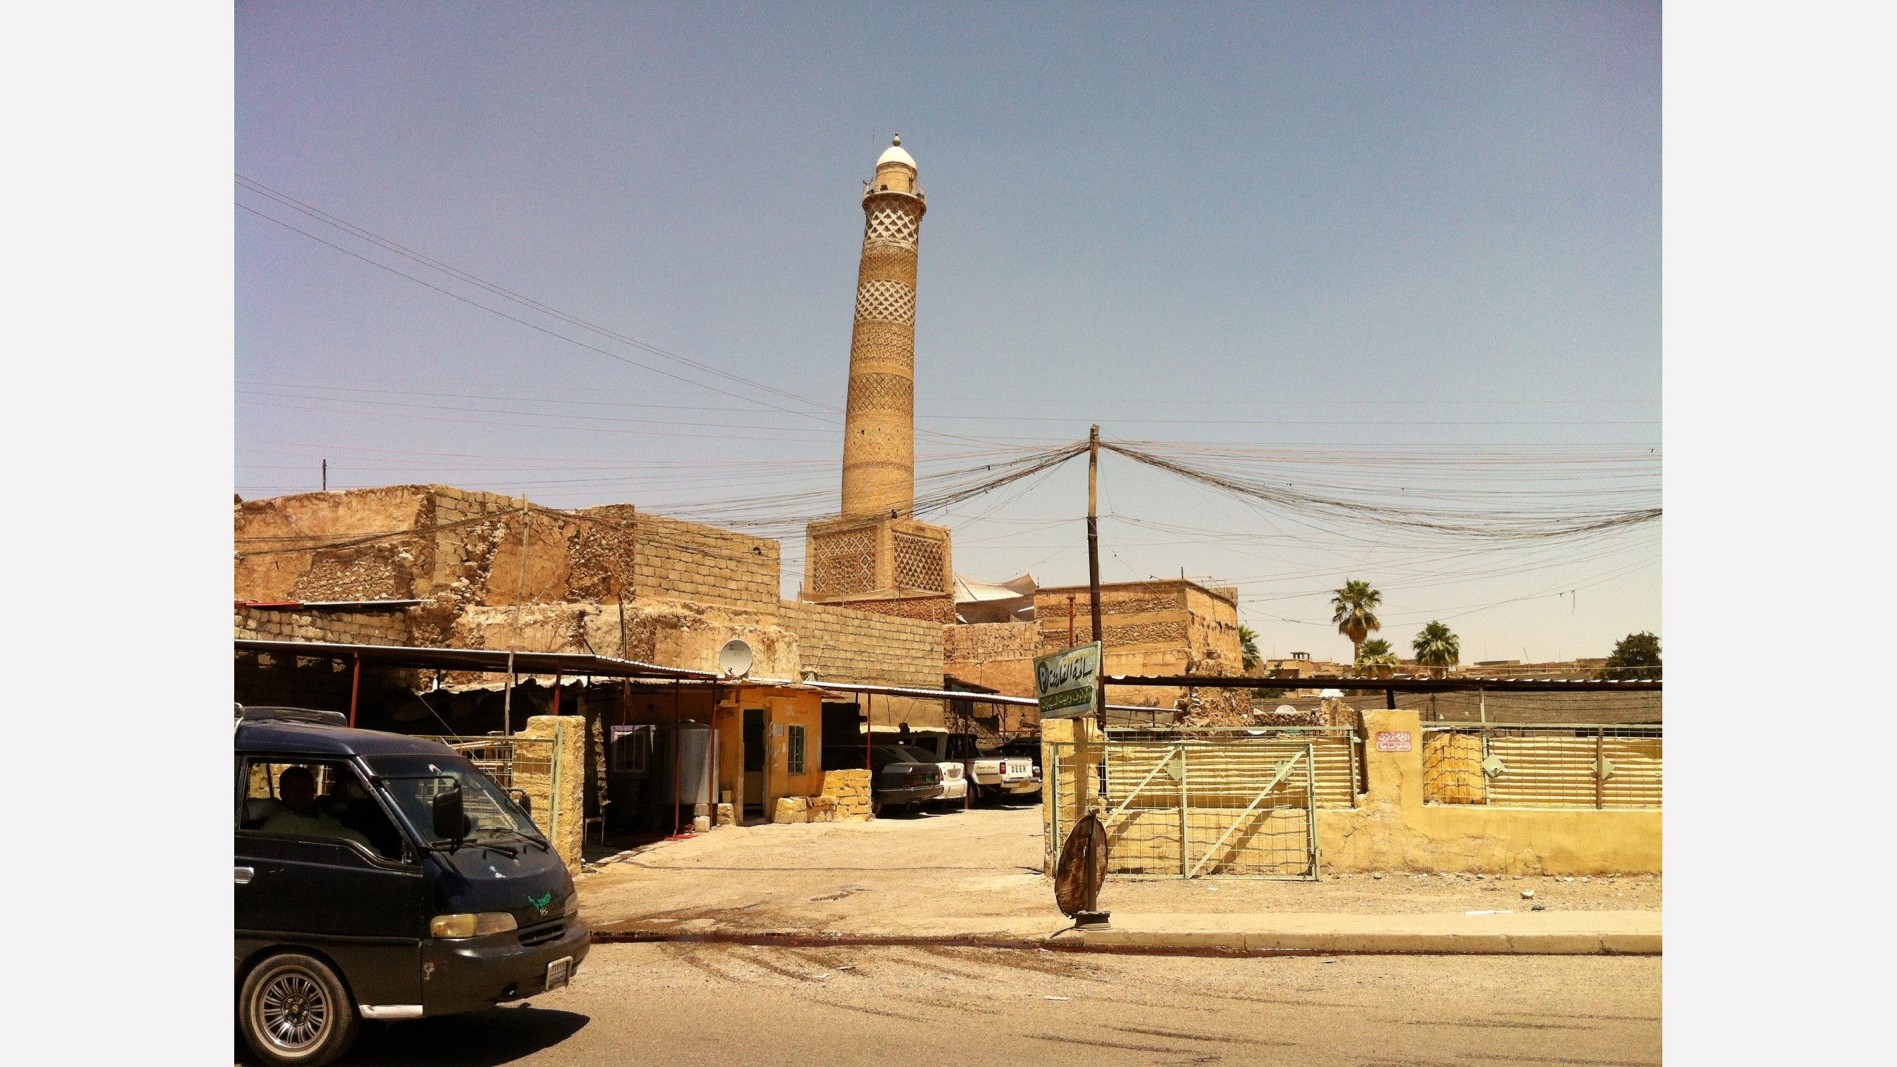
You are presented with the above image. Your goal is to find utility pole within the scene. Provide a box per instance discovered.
[1088,425,1105,735]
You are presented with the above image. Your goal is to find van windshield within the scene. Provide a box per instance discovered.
[366,753,544,846]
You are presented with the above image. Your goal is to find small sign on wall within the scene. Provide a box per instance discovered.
[1375,730,1413,753]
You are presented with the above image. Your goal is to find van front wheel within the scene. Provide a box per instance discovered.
[240,952,358,1067]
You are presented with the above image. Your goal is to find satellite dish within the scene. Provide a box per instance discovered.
[717,639,754,678]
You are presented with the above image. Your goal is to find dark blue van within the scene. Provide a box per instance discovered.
[235,707,589,1066]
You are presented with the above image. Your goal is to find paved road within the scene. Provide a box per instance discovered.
[258,943,1661,1066]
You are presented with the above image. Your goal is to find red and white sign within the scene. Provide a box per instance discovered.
[1374,730,1413,753]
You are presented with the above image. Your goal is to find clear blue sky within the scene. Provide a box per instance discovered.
[235,2,1661,665]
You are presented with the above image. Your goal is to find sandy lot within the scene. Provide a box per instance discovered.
[577,805,1658,937]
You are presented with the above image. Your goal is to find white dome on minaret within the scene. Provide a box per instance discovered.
[877,134,915,168]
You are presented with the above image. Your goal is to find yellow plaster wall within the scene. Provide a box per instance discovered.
[1313,710,1662,875]
[1042,710,1661,876]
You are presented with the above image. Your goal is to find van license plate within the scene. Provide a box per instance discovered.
[546,956,573,991]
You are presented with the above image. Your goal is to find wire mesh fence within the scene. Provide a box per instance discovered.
[1421,724,1661,809]
[424,735,556,791]
[1048,729,1355,879]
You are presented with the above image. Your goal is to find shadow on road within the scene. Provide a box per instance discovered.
[236,1005,590,1067]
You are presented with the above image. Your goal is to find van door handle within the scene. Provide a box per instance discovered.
[234,866,255,885]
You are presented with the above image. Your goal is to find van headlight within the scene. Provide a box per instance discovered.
[563,893,580,921]
[430,912,519,938]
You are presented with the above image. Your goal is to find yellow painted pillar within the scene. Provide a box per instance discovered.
[1359,709,1424,811]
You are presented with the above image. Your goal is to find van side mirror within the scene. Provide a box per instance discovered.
[431,781,466,843]
[508,788,532,816]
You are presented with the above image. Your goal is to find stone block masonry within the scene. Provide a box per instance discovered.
[630,513,779,614]
[781,601,944,690]
[234,606,411,647]
[821,770,873,821]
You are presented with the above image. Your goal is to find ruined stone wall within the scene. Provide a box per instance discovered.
[234,605,412,647]
[943,621,1040,699]
[631,513,780,613]
[235,486,443,602]
[237,487,773,621]
[1184,584,1243,674]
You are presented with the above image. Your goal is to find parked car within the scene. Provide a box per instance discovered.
[884,742,967,811]
[868,744,943,816]
[899,731,1038,804]
[987,737,1045,802]
[235,705,588,1067]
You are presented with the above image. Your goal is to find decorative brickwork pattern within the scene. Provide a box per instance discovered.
[846,371,914,414]
[863,202,921,246]
[823,594,955,624]
[807,527,877,597]
[858,243,918,283]
[854,278,917,324]
[944,622,1042,664]
[892,531,945,591]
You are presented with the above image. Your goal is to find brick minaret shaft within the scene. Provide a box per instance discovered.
[840,135,926,519]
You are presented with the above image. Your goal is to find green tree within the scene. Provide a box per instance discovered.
[1358,638,1398,669]
[1412,621,1460,676]
[1331,579,1383,666]
[1239,625,1262,671]
[1601,631,1661,680]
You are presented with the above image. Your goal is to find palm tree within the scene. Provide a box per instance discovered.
[1238,625,1262,671]
[1358,638,1397,670]
[1412,621,1460,677]
[1331,579,1382,666]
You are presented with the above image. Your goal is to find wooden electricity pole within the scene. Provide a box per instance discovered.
[1088,425,1105,734]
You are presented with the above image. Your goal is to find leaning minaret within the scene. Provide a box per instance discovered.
[841,134,926,518]
[804,136,953,612]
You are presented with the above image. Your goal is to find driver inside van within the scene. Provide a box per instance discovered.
[262,766,371,850]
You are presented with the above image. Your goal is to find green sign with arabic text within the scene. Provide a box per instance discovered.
[1034,642,1102,719]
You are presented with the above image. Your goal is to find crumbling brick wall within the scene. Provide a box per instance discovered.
[236,487,775,622]
[944,621,1040,698]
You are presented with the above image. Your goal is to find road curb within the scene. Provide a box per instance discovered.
[591,920,1660,957]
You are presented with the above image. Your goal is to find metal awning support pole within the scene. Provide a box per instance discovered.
[349,652,362,727]
[672,682,683,837]
[552,671,564,716]
[503,651,516,737]
[706,682,719,828]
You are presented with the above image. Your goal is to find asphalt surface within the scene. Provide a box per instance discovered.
[250,944,1661,1066]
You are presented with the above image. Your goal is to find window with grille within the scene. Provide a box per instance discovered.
[787,725,807,775]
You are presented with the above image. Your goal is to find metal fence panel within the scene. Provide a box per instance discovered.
[1422,725,1661,809]
[1047,730,1335,879]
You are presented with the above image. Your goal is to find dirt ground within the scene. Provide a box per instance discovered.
[577,805,1659,936]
